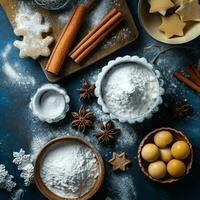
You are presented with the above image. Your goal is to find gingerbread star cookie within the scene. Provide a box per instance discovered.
[14,12,54,59]
[159,14,186,38]
[108,152,131,171]
[148,0,175,15]
[176,0,200,22]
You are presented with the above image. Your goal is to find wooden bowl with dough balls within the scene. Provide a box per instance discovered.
[138,127,193,183]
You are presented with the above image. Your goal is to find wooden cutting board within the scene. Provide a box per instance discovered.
[0,0,139,82]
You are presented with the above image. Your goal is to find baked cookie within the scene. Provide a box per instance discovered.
[108,152,131,171]
[159,14,186,38]
[148,0,175,15]
[14,12,54,59]
[176,0,200,22]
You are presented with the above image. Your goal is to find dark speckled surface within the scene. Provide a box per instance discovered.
[0,0,200,200]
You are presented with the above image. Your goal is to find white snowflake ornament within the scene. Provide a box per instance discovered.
[0,164,16,192]
[13,149,34,186]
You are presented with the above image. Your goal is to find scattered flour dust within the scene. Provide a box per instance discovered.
[1,44,35,87]
[107,173,137,200]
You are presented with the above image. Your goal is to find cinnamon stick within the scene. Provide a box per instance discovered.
[184,65,200,87]
[45,4,86,75]
[69,8,123,64]
[74,18,123,64]
[173,70,200,94]
[70,8,118,55]
[192,65,200,81]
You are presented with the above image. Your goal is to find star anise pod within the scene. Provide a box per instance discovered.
[94,120,120,144]
[173,101,193,118]
[71,106,93,133]
[76,79,96,100]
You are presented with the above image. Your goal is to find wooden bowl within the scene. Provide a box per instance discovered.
[34,136,105,200]
[138,127,193,183]
[138,0,200,44]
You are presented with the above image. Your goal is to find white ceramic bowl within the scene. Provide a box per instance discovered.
[95,56,164,124]
[30,84,70,123]
[138,0,200,44]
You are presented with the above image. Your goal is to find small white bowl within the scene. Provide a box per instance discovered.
[95,56,164,124]
[30,84,70,123]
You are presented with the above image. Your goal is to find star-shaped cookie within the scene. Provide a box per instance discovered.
[108,152,131,171]
[148,0,175,15]
[176,0,200,21]
[159,14,186,38]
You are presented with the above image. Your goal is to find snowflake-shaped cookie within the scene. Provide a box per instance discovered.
[13,12,54,59]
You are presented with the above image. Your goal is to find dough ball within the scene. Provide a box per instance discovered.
[160,148,173,163]
[154,131,173,148]
[148,161,167,179]
[141,143,160,162]
[171,141,190,160]
[167,159,186,177]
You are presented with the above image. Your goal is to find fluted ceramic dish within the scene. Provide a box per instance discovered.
[34,136,105,200]
[34,0,71,10]
[30,84,70,123]
[138,127,193,183]
[138,0,200,44]
[95,55,164,124]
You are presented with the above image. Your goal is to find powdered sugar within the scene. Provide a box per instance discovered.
[40,140,99,199]
[107,173,137,200]
[101,62,160,120]
[102,28,132,49]
[0,44,36,86]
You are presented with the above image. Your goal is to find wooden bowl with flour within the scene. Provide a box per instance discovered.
[34,136,105,200]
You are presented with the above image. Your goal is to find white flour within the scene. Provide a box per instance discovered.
[101,63,160,120]
[1,44,35,87]
[107,173,137,200]
[40,140,99,199]
[39,91,65,118]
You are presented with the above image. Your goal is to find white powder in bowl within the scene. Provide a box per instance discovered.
[40,140,99,199]
[101,62,160,121]
[39,90,65,118]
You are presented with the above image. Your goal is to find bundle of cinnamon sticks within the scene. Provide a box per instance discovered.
[45,5,123,75]
[173,65,200,94]
[69,8,123,64]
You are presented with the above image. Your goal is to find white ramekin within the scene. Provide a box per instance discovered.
[95,55,164,124]
[30,84,70,123]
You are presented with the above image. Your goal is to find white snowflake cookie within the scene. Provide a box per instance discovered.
[13,12,54,59]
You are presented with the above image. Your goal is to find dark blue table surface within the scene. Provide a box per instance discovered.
[0,1,200,200]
